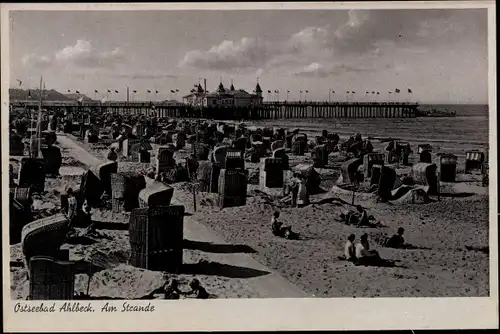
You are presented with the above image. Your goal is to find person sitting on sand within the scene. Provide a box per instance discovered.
[187,279,209,299]
[355,233,382,266]
[271,211,293,238]
[385,227,406,249]
[164,279,181,300]
[354,205,370,227]
[107,147,118,161]
[343,234,357,262]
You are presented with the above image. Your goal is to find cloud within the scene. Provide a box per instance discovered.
[21,54,53,69]
[180,37,277,70]
[293,62,375,78]
[106,72,178,79]
[54,39,126,69]
[179,9,476,76]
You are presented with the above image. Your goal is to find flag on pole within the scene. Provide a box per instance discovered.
[395,88,401,93]
[17,79,22,87]
[408,88,412,93]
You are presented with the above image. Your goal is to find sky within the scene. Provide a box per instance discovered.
[9,9,488,104]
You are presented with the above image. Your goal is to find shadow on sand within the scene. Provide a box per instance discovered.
[183,239,257,254]
[438,192,475,198]
[182,260,270,279]
[355,260,408,269]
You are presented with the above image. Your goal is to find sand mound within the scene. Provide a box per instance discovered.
[390,185,414,199]
[391,188,431,205]
[74,264,165,299]
[439,182,487,196]
[327,185,377,203]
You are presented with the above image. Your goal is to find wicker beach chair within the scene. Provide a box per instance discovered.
[21,213,69,270]
[259,158,285,189]
[18,157,45,193]
[363,153,385,179]
[312,145,329,168]
[225,149,245,170]
[29,255,75,300]
[80,170,104,208]
[218,169,248,209]
[139,181,174,208]
[91,160,118,196]
[129,205,185,272]
[110,172,146,213]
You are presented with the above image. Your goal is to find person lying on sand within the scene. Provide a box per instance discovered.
[340,206,379,227]
[355,233,383,266]
[385,227,406,249]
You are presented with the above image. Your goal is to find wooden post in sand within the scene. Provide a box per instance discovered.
[192,122,199,212]
[437,171,441,202]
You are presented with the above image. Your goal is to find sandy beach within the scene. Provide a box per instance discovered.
[10,119,489,299]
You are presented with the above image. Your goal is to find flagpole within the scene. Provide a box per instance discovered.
[37,76,43,158]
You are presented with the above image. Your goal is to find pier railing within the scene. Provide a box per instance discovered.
[10,100,419,119]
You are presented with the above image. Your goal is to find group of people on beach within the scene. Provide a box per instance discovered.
[341,227,406,266]
[340,205,381,227]
[162,278,209,300]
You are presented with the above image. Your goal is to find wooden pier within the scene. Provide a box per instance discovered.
[10,101,419,119]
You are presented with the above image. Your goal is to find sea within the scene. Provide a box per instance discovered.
[249,104,490,159]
